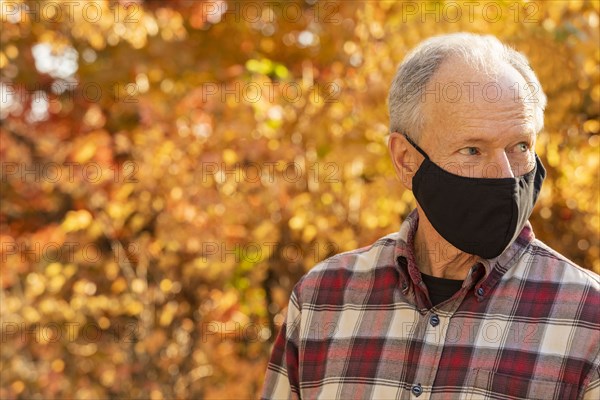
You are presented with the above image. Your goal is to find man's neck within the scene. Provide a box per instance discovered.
[414,212,478,280]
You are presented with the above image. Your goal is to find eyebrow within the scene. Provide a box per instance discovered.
[454,131,535,146]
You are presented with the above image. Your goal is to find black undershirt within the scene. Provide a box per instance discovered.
[420,273,464,307]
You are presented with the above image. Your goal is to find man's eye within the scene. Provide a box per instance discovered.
[516,142,529,152]
[459,147,480,156]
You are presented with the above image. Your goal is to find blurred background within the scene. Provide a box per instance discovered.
[0,0,598,398]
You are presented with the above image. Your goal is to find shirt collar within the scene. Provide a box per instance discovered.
[394,208,536,288]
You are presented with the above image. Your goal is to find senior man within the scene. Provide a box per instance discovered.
[262,33,599,399]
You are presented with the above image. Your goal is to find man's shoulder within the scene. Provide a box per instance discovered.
[524,238,599,287]
[292,232,401,301]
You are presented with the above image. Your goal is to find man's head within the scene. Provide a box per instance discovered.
[388,32,547,183]
[387,33,548,261]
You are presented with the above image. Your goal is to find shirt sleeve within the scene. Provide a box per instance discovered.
[261,291,302,400]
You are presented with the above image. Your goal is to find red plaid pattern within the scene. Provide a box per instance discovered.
[262,209,600,399]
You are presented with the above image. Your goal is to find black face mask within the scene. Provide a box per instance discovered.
[403,134,546,259]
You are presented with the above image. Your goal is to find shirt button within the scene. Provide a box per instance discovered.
[477,287,485,296]
[430,314,440,327]
[411,383,423,397]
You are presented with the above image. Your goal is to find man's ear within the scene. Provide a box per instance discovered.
[388,132,421,190]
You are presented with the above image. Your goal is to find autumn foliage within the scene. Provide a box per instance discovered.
[0,0,598,398]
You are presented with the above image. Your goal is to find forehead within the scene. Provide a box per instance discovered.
[421,56,536,143]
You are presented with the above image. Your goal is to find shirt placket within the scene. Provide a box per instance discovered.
[404,265,482,399]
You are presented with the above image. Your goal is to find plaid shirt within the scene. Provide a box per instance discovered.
[262,209,600,400]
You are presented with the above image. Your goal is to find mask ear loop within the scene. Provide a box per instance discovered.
[401,133,430,160]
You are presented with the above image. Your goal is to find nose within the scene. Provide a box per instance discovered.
[485,151,514,178]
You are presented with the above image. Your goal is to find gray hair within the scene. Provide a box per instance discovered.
[388,32,547,142]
